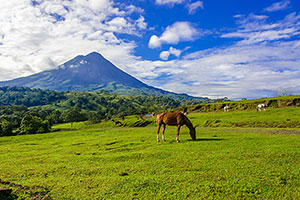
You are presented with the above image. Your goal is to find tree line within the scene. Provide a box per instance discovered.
[0,86,209,136]
[0,105,86,136]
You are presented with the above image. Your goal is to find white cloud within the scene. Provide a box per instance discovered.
[75,0,111,11]
[186,1,204,15]
[125,5,144,14]
[169,47,182,57]
[148,35,160,49]
[159,47,182,60]
[159,51,171,60]
[221,12,300,45]
[148,22,199,48]
[136,16,147,29]
[155,0,185,6]
[264,0,290,12]
[106,17,144,35]
[155,0,204,14]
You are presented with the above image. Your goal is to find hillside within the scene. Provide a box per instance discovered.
[0,86,206,112]
[188,95,300,113]
[0,52,206,100]
[1,86,300,138]
[0,86,207,137]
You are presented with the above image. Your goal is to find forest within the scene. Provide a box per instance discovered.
[0,86,210,136]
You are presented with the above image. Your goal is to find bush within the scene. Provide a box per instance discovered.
[0,118,13,136]
[19,115,51,135]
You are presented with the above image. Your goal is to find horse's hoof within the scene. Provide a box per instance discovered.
[176,140,180,143]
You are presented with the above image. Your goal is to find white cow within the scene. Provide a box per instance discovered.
[224,105,230,112]
[256,104,266,112]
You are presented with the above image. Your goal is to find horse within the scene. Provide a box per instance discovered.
[256,104,266,112]
[224,105,230,112]
[156,112,196,143]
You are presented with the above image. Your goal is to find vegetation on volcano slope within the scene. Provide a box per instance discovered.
[0,86,207,111]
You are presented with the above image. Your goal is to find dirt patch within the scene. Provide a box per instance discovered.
[201,127,300,135]
[0,178,51,199]
[253,128,300,135]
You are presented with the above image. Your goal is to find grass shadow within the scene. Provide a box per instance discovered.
[161,138,226,143]
[191,138,226,142]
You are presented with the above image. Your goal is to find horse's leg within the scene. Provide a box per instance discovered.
[176,125,181,143]
[157,124,161,142]
[162,124,166,142]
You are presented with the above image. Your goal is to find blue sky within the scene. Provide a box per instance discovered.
[1,0,300,99]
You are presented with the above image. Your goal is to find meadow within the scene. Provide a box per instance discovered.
[1,107,300,199]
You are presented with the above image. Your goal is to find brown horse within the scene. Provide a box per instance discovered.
[156,112,196,143]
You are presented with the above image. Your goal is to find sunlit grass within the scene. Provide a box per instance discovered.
[190,107,300,128]
[1,121,300,199]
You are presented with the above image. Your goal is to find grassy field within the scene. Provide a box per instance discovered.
[53,107,300,130]
[191,107,300,128]
[1,108,300,199]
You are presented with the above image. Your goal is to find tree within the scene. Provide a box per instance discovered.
[276,88,292,97]
[48,110,62,124]
[61,107,86,130]
[0,118,13,136]
[20,115,51,135]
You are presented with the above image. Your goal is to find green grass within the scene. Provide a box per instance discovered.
[1,115,300,199]
[189,107,300,128]
[53,107,300,131]
[2,107,300,199]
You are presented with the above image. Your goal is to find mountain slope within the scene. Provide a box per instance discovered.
[0,52,205,100]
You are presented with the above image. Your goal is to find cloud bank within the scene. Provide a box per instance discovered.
[0,0,146,80]
[145,10,300,99]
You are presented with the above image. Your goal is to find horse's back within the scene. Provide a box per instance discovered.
[157,112,185,126]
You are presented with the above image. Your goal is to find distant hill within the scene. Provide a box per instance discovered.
[0,86,206,116]
[0,52,206,101]
[189,95,300,113]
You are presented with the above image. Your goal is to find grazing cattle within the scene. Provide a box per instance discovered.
[156,112,196,143]
[256,104,266,112]
[224,105,230,112]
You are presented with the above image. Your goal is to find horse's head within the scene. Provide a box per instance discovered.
[189,126,197,140]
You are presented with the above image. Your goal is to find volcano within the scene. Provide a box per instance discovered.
[0,52,204,99]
